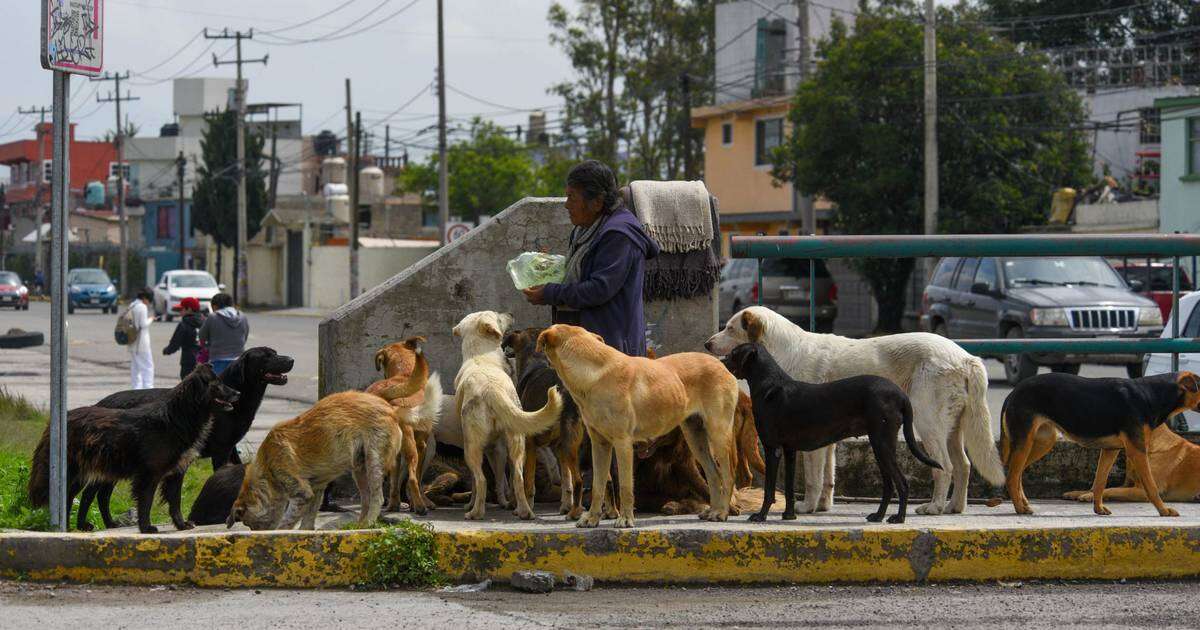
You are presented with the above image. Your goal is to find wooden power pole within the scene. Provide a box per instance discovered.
[93,72,138,297]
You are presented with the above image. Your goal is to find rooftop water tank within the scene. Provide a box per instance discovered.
[321,157,347,185]
[84,181,105,207]
[322,182,348,198]
[327,195,350,224]
[358,166,385,204]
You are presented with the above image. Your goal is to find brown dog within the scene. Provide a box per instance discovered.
[1063,423,1200,504]
[228,376,424,530]
[537,324,738,527]
[366,337,443,514]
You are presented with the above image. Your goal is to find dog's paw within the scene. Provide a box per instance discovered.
[704,510,728,522]
[944,502,966,515]
[411,504,428,516]
[140,525,159,534]
[176,520,196,531]
[1062,490,1087,501]
[781,511,797,521]
[575,512,600,528]
[464,508,485,521]
[614,515,634,528]
[1014,504,1034,516]
[865,513,884,523]
[76,522,95,532]
[558,502,573,515]
[566,506,584,520]
[886,514,905,524]
[1095,505,1112,516]
[915,502,944,516]
[514,507,534,520]
[1160,507,1180,517]
[748,512,767,523]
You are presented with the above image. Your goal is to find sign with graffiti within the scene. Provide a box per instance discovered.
[41,0,103,76]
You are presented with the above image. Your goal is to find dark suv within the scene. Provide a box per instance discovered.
[719,258,838,332]
[920,256,1162,384]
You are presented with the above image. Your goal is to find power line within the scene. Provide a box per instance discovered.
[256,0,423,47]
[261,0,365,35]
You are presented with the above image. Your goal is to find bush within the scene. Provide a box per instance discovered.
[359,520,443,588]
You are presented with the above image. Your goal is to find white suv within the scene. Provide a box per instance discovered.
[1145,290,1200,431]
[153,270,223,321]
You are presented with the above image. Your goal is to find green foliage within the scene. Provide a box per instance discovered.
[398,119,536,223]
[192,110,270,249]
[772,3,1091,332]
[977,0,1200,49]
[359,520,443,589]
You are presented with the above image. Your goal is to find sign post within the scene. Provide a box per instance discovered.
[42,0,103,532]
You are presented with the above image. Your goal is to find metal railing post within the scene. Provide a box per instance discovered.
[1173,253,1180,373]
[756,258,763,306]
[809,256,816,332]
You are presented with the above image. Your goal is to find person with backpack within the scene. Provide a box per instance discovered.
[163,297,204,380]
[199,292,248,375]
[128,288,156,389]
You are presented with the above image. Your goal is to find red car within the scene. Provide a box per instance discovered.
[1111,260,1193,321]
[0,271,29,310]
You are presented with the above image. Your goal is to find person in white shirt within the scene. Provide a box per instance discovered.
[129,288,156,390]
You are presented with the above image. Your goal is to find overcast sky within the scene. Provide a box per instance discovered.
[1,0,579,181]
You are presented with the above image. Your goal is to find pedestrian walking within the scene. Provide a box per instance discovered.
[129,288,156,389]
[199,292,248,375]
[163,296,204,380]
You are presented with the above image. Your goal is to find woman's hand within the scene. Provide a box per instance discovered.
[523,285,548,306]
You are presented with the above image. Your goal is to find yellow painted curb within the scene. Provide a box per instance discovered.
[2,525,1200,588]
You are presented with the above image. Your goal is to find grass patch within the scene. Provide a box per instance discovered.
[360,520,443,588]
[0,387,213,532]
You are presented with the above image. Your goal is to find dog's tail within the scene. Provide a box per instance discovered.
[901,397,942,470]
[374,350,430,402]
[998,395,1011,465]
[495,385,564,437]
[961,356,1005,486]
[27,424,51,507]
[418,374,444,426]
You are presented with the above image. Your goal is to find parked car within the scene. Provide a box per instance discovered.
[1146,290,1200,431]
[0,271,29,310]
[153,270,222,321]
[718,258,837,332]
[920,256,1162,384]
[66,268,118,314]
[1110,259,1193,321]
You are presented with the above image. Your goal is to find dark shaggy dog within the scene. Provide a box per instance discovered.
[96,347,294,467]
[187,463,246,525]
[722,342,940,524]
[29,364,240,533]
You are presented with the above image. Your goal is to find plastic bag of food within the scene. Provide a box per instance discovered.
[507,252,566,290]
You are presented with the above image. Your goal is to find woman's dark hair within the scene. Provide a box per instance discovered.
[211,292,234,310]
[136,288,153,301]
[567,160,620,214]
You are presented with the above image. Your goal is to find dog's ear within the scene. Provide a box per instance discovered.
[741,310,764,342]
[374,349,387,372]
[226,505,244,529]
[477,320,502,340]
[452,323,462,337]
[591,332,605,345]
[536,328,555,354]
[731,344,757,375]
[1180,372,1200,393]
[499,312,514,332]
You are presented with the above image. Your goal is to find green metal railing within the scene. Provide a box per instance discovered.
[731,233,1200,368]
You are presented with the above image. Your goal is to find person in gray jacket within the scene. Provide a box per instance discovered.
[199,292,249,375]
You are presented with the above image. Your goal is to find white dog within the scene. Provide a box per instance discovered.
[452,311,563,520]
[706,306,1004,515]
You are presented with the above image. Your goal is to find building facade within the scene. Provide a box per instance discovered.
[1156,95,1200,236]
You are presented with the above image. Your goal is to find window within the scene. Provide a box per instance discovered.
[930,257,960,287]
[1189,118,1200,176]
[1184,302,1200,338]
[974,258,998,292]
[42,160,51,184]
[755,118,783,166]
[953,258,980,291]
[721,123,733,146]
[108,162,131,180]
[1139,108,1161,144]
[754,18,787,97]
[156,206,172,239]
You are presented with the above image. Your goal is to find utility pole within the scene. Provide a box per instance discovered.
[93,72,139,298]
[345,79,359,299]
[679,74,693,180]
[350,111,362,299]
[794,0,815,237]
[436,0,449,246]
[207,28,268,305]
[18,106,51,287]
[176,152,187,269]
[384,124,390,165]
[922,0,938,277]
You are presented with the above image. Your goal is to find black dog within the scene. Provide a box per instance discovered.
[722,343,941,524]
[187,463,246,525]
[1001,371,1200,518]
[96,347,294,468]
[28,364,240,533]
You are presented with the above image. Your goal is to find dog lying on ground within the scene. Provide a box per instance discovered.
[706,306,1003,516]
[29,364,240,533]
[1062,424,1200,504]
[227,377,423,530]
[187,462,245,525]
[453,311,563,520]
[538,323,738,527]
[502,327,587,519]
[1001,371,1200,518]
[724,342,940,523]
[365,337,443,514]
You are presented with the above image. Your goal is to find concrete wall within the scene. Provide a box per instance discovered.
[1072,199,1159,233]
[1160,101,1200,235]
[1082,85,1191,180]
[248,245,284,307]
[307,243,438,311]
[318,197,718,396]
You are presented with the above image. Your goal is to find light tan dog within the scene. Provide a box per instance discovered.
[1061,423,1200,504]
[453,311,563,520]
[537,324,739,528]
[366,337,443,514]
[227,376,422,530]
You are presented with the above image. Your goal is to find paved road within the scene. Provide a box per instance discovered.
[2,580,1197,629]
[1,302,323,403]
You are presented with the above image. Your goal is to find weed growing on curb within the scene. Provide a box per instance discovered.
[360,520,443,588]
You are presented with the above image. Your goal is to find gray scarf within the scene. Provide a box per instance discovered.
[557,213,609,312]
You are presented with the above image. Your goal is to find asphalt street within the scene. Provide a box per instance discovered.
[1,580,1197,629]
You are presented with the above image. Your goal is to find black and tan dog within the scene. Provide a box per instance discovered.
[722,342,941,524]
[1001,371,1200,518]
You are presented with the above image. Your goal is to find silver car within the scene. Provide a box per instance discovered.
[718,258,838,332]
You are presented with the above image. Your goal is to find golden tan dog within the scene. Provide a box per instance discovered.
[453,311,564,520]
[537,324,739,527]
[366,337,443,514]
[1061,423,1200,504]
[227,377,421,530]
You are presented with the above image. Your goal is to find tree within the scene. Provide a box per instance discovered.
[191,110,269,254]
[102,121,141,143]
[398,119,536,223]
[772,4,1091,332]
[977,0,1200,49]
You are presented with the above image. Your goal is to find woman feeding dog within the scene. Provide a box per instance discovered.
[520,160,659,356]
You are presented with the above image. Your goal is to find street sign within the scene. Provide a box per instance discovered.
[41,0,104,76]
[445,220,474,243]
